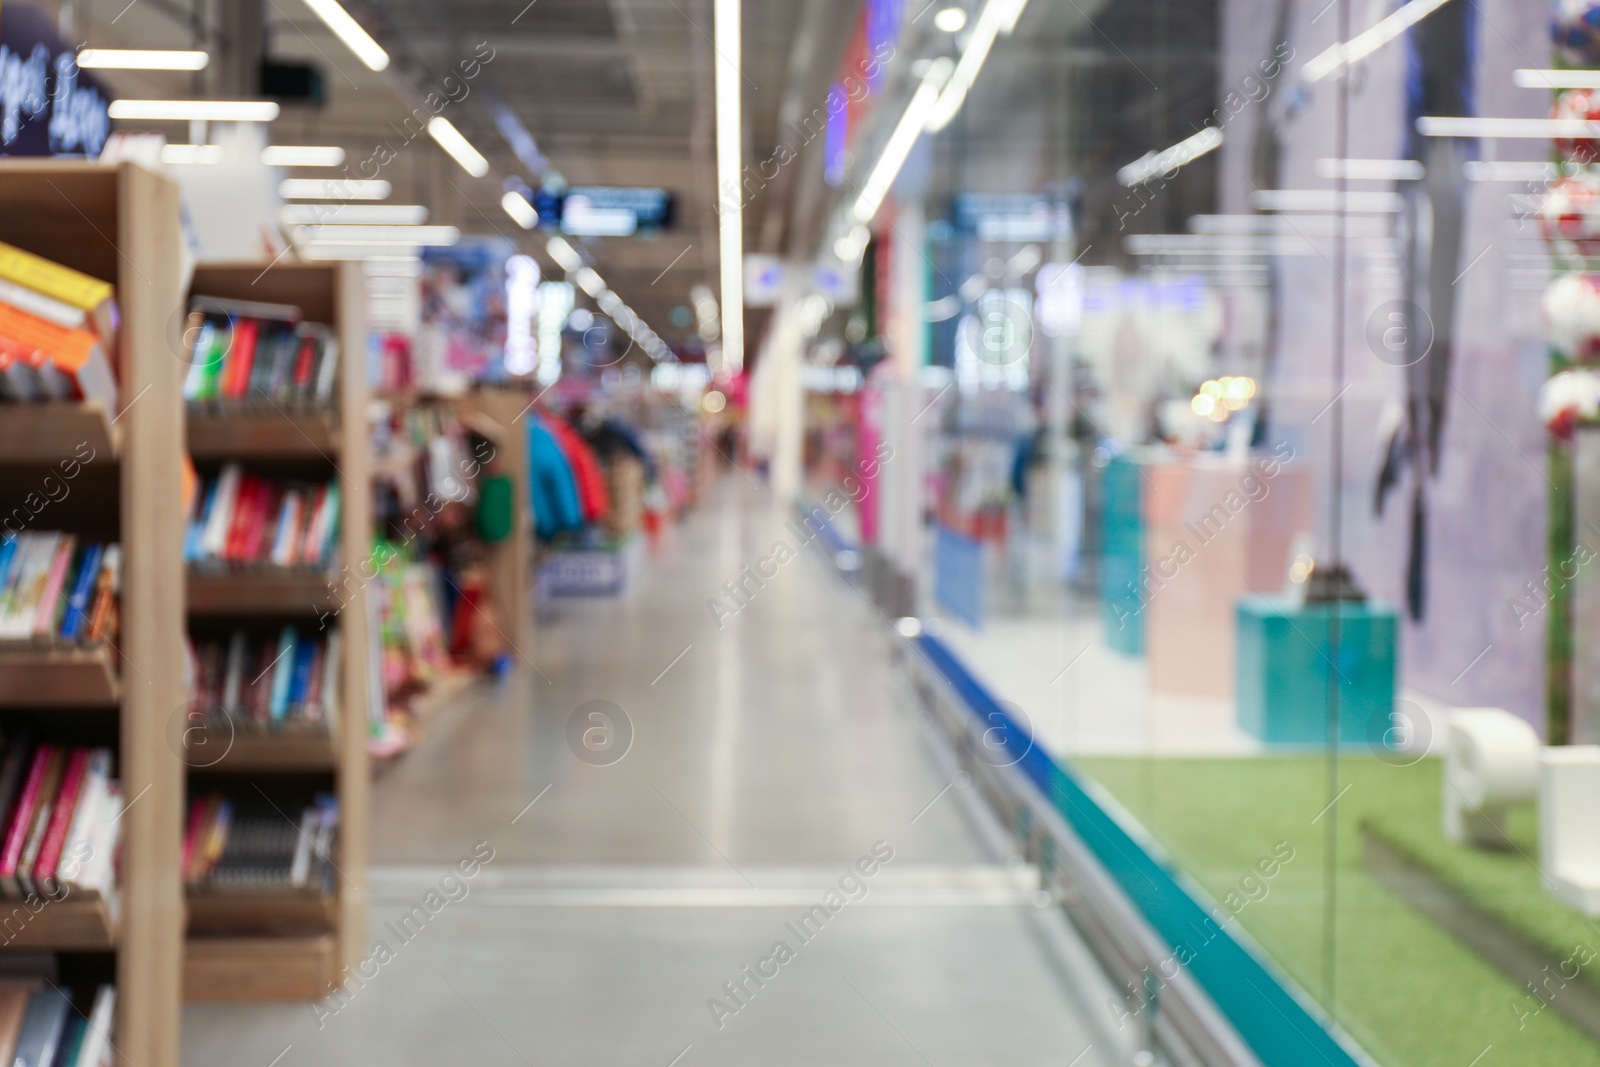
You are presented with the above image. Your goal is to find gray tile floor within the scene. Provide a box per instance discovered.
[183,479,1133,1067]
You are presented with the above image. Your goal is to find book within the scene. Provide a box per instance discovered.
[10,986,69,1067]
[83,546,120,647]
[30,536,74,645]
[0,278,87,333]
[33,748,89,898]
[54,749,111,895]
[0,241,117,354]
[0,737,34,865]
[0,743,47,898]
[72,986,114,1067]
[57,542,102,644]
[268,627,296,721]
[0,982,39,1066]
[16,748,66,900]
[0,302,117,409]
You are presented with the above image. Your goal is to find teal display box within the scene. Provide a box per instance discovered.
[1100,454,1144,656]
[1236,597,1398,745]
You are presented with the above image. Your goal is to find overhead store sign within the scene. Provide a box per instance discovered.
[535,186,674,237]
[0,4,111,158]
[953,194,1074,243]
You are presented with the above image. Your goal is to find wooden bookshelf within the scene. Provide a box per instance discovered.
[179,262,369,1002]
[0,161,188,1067]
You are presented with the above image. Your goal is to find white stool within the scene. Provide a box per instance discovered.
[1444,709,1540,848]
[1542,746,1600,917]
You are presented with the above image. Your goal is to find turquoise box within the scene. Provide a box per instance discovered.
[1236,597,1399,745]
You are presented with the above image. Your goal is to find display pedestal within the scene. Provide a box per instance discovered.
[1236,596,1398,744]
[1144,457,1310,698]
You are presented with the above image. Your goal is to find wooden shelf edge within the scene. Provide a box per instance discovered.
[186,409,341,460]
[183,933,336,1001]
[0,893,115,950]
[0,403,120,463]
[190,731,337,772]
[0,645,120,708]
[186,569,339,616]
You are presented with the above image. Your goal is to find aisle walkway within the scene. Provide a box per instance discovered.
[184,477,1129,1067]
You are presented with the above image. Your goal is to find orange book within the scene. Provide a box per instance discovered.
[0,241,118,356]
[0,301,118,409]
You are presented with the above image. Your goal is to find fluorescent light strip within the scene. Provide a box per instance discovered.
[1514,69,1600,89]
[925,0,1029,132]
[161,144,222,165]
[1303,0,1453,83]
[1419,116,1600,138]
[1118,127,1222,187]
[546,236,584,273]
[263,146,345,167]
[77,48,209,70]
[1463,160,1561,182]
[574,267,606,298]
[1251,188,1403,212]
[1314,157,1424,180]
[853,59,953,224]
[108,99,279,122]
[302,0,389,71]
[293,224,460,246]
[280,178,390,200]
[363,260,422,277]
[428,117,488,177]
[714,0,744,374]
[502,191,537,230]
[280,204,428,225]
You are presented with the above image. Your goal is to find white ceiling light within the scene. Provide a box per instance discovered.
[280,178,390,200]
[280,204,428,225]
[714,0,744,375]
[1302,0,1454,83]
[1515,69,1600,89]
[77,49,209,70]
[1418,116,1600,138]
[574,267,607,298]
[293,224,460,246]
[1462,160,1561,182]
[933,7,968,32]
[302,0,390,71]
[502,191,537,229]
[1314,157,1424,181]
[925,0,1029,132]
[363,258,423,277]
[161,144,223,165]
[428,117,489,177]
[108,100,279,122]
[854,58,953,224]
[546,236,585,272]
[1250,189,1404,212]
[1118,126,1222,187]
[262,145,345,167]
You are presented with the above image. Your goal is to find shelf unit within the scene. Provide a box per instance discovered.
[179,261,369,1002]
[0,161,186,1067]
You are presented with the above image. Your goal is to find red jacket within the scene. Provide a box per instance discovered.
[543,416,610,524]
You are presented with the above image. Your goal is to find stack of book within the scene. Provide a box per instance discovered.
[0,535,119,649]
[188,628,341,733]
[0,242,119,411]
[184,464,340,571]
[183,795,338,895]
[0,982,114,1067]
[182,297,339,410]
[0,741,119,904]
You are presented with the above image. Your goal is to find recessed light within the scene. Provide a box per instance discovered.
[934,6,967,32]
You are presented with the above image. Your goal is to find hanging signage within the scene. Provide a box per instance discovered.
[953,194,1075,243]
[534,186,674,236]
[0,5,111,158]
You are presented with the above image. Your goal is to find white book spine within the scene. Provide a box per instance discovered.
[200,464,241,560]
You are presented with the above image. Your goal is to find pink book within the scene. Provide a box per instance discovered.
[34,747,87,895]
[0,746,51,897]
[31,537,75,642]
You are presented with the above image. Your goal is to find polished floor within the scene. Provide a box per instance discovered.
[183,477,1133,1067]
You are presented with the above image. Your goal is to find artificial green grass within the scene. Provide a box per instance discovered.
[1075,756,1600,1067]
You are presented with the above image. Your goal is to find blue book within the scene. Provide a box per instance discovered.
[286,632,316,716]
[268,627,297,721]
[58,541,103,643]
[0,536,17,598]
[12,986,69,1067]
[184,479,219,564]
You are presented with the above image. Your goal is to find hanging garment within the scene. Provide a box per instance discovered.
[526,417,584,540]
[545,416,611,524]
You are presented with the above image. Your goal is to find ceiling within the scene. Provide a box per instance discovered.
[39,0,863,350]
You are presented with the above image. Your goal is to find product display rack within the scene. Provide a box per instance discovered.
[0,161,186,1067]
[179,262,370,1001]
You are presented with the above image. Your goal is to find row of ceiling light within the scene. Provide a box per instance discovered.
[86,0,673,362]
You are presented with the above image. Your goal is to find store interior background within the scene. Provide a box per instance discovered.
[5,0,1600,1064]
